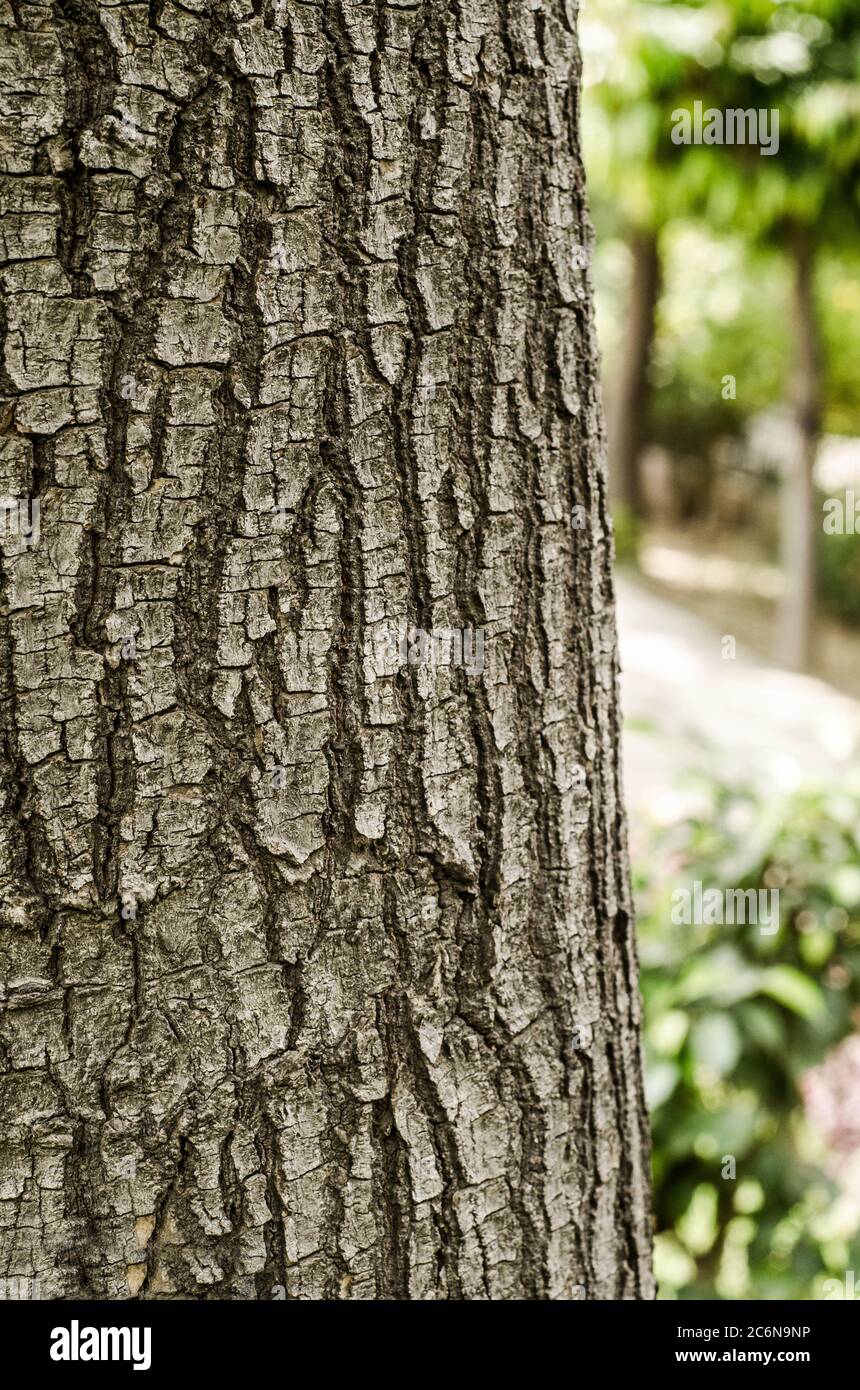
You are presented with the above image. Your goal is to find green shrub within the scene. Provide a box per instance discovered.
[636,771,860,1298]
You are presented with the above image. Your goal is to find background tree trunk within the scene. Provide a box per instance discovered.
[607,228,660,518]
[0,0,653,1300]
[778,228,821,672]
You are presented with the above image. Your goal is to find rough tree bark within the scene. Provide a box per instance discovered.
[0,0,653,1300]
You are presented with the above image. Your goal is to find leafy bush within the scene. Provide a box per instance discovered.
[636,772,860,1298]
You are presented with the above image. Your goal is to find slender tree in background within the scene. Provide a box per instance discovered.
[582,0,668,519]
[587,0,860,671]
[0,2,653,1299]
[767,1,860,670]
[607,229,661,517]
[582,0,732,520]
[685,0,860,671]
[779,224,823,672]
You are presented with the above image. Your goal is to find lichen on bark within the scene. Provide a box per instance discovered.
[0,0,653,1299]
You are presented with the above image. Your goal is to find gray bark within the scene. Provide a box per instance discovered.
[0,0,653,1300]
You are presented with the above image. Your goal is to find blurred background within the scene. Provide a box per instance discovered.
[581,0,860,1298]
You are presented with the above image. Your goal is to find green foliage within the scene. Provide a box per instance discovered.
[636,771,860,1297]
[819,257,860,436]
[594,224,860,449]
[646,225,786,447]
[819,509,860,626]
[584,0,860,438]
[584,0,860,244]
[612,504,642,564]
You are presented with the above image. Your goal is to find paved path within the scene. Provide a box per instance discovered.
[615,574,860,831]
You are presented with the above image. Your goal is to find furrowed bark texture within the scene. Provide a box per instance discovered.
[0,0,653,1300]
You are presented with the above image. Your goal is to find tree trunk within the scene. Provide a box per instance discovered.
[778,229,821,672]
[0,0,653,1301]
[607,228,660,517]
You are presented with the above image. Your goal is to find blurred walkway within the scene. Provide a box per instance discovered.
[616,574,860,830]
